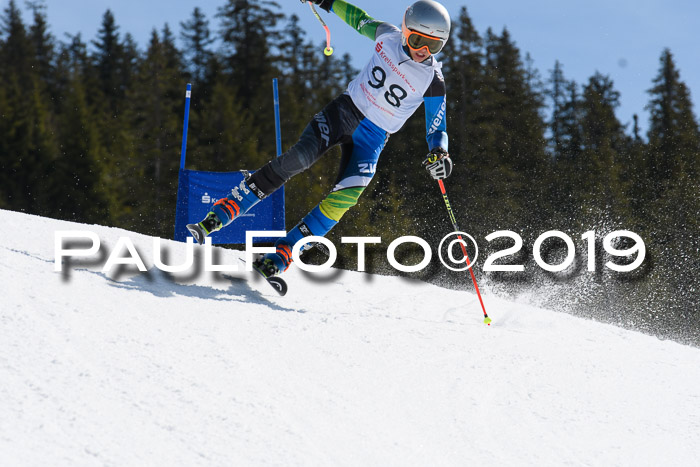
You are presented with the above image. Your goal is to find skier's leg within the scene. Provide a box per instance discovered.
[189,94,362,243]
[244,94,364,199]
[262,118,389,274]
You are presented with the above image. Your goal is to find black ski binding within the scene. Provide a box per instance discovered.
[239,257,288,296]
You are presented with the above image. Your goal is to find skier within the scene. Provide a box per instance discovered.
[188,0,453,279]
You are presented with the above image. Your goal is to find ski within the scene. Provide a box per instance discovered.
[186,223,206,245]
[239,258,288,296]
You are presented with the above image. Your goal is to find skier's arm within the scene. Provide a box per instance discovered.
[424,70,449,152]
[311,0,392,40]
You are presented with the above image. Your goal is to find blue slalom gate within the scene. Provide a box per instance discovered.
[173,81,285,244]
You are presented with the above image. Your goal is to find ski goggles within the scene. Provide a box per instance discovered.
[402,26,446,55]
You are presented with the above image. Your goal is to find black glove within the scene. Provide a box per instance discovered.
[300,0,334,13]
[422,148,453,180]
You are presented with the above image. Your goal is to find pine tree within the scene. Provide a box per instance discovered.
[179,9,217,184]
[191,75,259,173]
[546,62,576,225]
[51,63,110,223]
[478,28,548,233]
[180,7,214,85]
[121,32,139,94]
[0,82,9,209]
[216,0,283,93]
[577,72,628,218]
[61,33,93,84]
[0,0,58,216]
[120,27,185,236]
[484,29,547,172]
[440,7,484,162]
[646,48,700,186]
[92,10,126,112]
[644,49,700,317]
[547,61,567,158]
[623,113,649,227]
[280,13,305,77]
[216,0,283,159]
[278,13,315,128]
[88,11,141,227]
[560,81,584,161]
[643,49,699,242]
[547,77,588,225]
[26,1,55,94]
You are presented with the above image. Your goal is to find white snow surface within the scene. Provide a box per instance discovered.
[1,209,699,467]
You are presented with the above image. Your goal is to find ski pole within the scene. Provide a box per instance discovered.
[437,179,491,325]
[307,2,334,56]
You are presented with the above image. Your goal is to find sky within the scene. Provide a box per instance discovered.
[7,0,700,135]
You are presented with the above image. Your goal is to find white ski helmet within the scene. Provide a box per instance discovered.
[401,0,451,55]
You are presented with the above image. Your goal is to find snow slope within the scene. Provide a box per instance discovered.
[1,209,699,467]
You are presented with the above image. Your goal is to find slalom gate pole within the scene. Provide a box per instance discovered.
[437,179,491,325]
[272,78,285,227]
[179,83,192,170]
[307,2,334,56]
[273,78,282,157]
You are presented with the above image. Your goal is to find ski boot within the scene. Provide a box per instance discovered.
[187,172,264,245]
[251,253,289,296]
[186,212,223,245]
[254,243,293,277]
[252,255,282,279]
